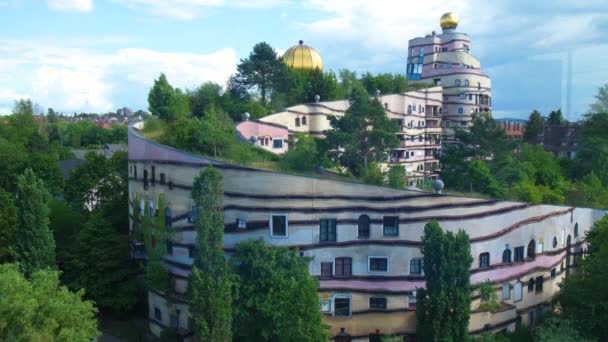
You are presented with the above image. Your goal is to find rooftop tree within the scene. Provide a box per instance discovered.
[235,42,284,105]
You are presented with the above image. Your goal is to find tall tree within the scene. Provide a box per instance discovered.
[416,221,472,342]
[547,109,564,125]
[190,82,223,118]
[577,112,608,185]
[305,69,339,103]
[556,214,608,341]
[148,73,184,122]
[0,263,99,341]
[232,239,328,341]
[200,107,235,158]
[15,168,56,275]
[523,110,544,143]
[0,188,17,263]
[235,42,284,105]
[190,167,233,341]
[324,83,398,176]
[590,83,608,114]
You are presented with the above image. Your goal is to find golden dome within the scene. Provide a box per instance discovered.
[440,12,459,29]
[282,40,323,72]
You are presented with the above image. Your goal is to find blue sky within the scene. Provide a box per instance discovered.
[1,0,607,120]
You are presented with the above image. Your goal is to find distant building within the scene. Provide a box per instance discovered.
[496,118,526,139]
[117,107,134,117]
[536,123,580,159]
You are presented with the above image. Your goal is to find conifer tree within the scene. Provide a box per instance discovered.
[189,167,233,341]
[15,168,56,274]
[416,221,472,342]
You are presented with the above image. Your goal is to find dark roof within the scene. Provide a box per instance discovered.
[59,159,86,181]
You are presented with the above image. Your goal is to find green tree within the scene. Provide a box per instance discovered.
[556,214,608,341]
[466,160,504,197]
[386,164,408,189]
[235,42,284,105]
[0,188,17,263]
[336,69,359,99]
[48,199,81,266]
[324,83,398,176]
[417,221,472,342]
[201,107,235,158]
[63,213,138,311]
[190,167,233,341]
[523,110,544,143]
[590,83,608,114]
[0,263,99,341]
[15,168,56,275]
[279,133,325,172]
[305,69,339,102]
[190,82,223,118]
[533,315,593,342]
[546,109,564,125]
[232,239,328,341]
[578,112,608,185]
[148,73,184,122]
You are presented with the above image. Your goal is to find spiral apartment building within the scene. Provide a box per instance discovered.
[407,13,492,139]
[129,124,605,341]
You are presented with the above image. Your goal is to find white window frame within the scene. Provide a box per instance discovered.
[368,256,390,273]
[409,257,422,275]
[269,213,289,238]
[513,282,523,302]
[409,290,417,306]
[332,294,352,317]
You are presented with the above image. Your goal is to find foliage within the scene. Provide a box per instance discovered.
[533,315,593,342]
[417,221,472,342]
[143,194,171,292]
[190,167,233,341]
[200,106,235,158]
[590,83,608,114]
[362,163,385,186]
[466,160,504,197]
[0,263,99,341]
[324,83,398,176]
[189,82,223,118]
[386,164,408,189]
[235,42,284,105]
[556,214,608,341]
[477,280,500,312]
[577,111,608,186]
[523,110,544,143]
[360,72,416,95]
[148,73,189,121]
[0,188,17,263]
[546,109,564,125]
[48,199,81,265]
[232,239,328,341]
[63,213,138,312]
[279,133,326,172]
[15,168,55,275]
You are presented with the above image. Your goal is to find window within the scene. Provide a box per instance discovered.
[358,214,370,238]
[320,297,331,312]
[188,206,199,223]
[165,207,172,228]
[513,282,522,302]
[550,267,556,280]
[134,165,137,179]
[528,278,534,293]
[168,181,173,190]
[464,80,469,86]
[321,262,333,278]
[319,219,337,242]
[442,47,448,52]
[514,246,524,262]
[479,252,490,268]
[478,82,481,90]
[383,216,399,236]
[273,139,283,149]
[535,276,543,293]
[166,240,173,255]
[143,169,148,190]
[457,107,464,114]
[460,93,466,99]
[295,117,301,126]
[302,116,307,125]
[170,310,180,328]
[409,291,417,307]
[419,47,424,56]
[334,296,351,317]
[369,256,389,272]
[527,240,536,260]
[189,247,196,259]
[370,297,387,309]
[410,258,422,274]
[270,214,288,237]
[502,283,510,300]
[151,165,155,186]
[553,236,557,248]
[574,223,579,237]
[335,257,352,276]
[154,307,162,321]
[160,173,166,185]
[502,249,512,263]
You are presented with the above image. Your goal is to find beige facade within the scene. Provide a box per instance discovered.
[129,126,604,340]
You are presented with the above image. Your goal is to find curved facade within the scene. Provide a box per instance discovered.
[407,14,491,138]
[129,126,605,341]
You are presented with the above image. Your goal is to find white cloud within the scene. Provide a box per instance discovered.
[0,38,238,113]
[115,0,289,19]
[47,0,93,12]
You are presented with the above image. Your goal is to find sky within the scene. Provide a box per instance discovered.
[1,0,607,120]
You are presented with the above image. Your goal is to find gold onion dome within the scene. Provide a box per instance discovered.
[440,12,459,29]
[282,40,323,72]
